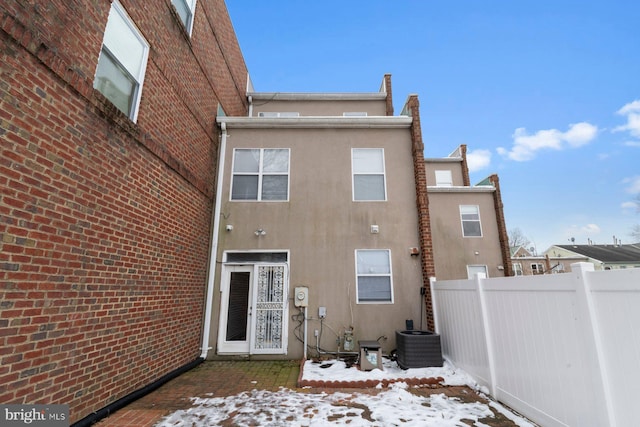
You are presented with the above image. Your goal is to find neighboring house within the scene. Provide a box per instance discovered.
[510,246,587,275]
[211,75,436,360]
[544,244,640,270]
[425,146,512,280]
[0,0,247,423]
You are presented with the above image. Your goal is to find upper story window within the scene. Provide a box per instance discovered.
[352,148,386,201]
[435,170,453,187]
[356,249,393,303]
[460,205,482,237]
[258,112,300,118]
[94,0,149,123]
[231,149,289,201]
[172,0,197,34]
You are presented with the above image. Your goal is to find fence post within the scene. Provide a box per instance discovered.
[572,262,616,427]
[475,272,497,396]
[429,277,439,334]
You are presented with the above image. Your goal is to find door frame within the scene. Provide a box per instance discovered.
[217,262,289,355]
[217,265,253,354]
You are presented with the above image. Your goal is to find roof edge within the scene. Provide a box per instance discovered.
[216,116,412,129]
[247,92,387,101]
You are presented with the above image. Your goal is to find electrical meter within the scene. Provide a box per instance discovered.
[294,286,309,307]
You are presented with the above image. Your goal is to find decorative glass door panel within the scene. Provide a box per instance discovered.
[250,265,288,354]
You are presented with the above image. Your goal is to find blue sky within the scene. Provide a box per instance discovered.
[226,1,640,251]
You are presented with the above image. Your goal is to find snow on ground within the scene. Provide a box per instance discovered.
[302,358,486,391]
[156,358,536,427]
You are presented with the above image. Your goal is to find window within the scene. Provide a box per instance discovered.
[460,205,482,237]
[531,263,544,274]
[231,149,289,201]
[172,0,197,34]
[513,262,523,276]
[435,170,453,187]
[94,1,149,122]
[258,112,300,118]
[356,250,393,303]
[352,148,386,201]
[467,265,488,279]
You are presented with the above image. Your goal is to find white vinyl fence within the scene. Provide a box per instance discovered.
[431,263,640,427]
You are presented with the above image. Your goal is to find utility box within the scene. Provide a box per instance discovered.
[358,340,383,371]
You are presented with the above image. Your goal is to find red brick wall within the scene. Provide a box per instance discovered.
[0,0,247,422]
[405,95,436,330]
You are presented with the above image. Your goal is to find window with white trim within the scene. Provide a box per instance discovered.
[231,149,290,201]
[531,263,545,274]
[172,0,196,33]
[467,265,488,279]
[460,205,482,237]
[94,1,149,122]
[513,262,523,276]
[258,112,299,118]
[352,148,386,201]
[435,170,453,187]
[356,249,393,303]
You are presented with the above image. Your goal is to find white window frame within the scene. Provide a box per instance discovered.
[94,0,149,123]
[460,205,482,237]
[258,112,300,118]
[355,249,394,304]
[467,265,488,279]
[435,170,453,187]
[171,0,197,35]
[513,262,523,276]
[230,148,290,201]
[352,148,387,201]
[531,263,545,274]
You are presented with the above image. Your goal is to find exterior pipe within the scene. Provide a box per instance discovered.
[200,121,227,359]
[247,95,253,117]
[303,306,308,359]
[71,357,203,427]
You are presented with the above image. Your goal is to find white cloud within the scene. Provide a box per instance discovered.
[466,149,491,172]
[621,201,638,213]
[622,176,640,194]
[613,99,640,141]
[565,223,602,240]
[499,122,598,162]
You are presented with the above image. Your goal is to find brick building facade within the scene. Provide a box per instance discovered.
[0,0,247,423]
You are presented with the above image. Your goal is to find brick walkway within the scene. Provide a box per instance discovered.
[94,360,526,426]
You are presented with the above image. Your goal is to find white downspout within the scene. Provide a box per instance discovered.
[200,121,227,359]
[247,95,253,117]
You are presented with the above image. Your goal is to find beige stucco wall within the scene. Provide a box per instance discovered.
[252,98,388,117]
[425,160,465,186]
[428,191,506,280]
[209,125,424,359]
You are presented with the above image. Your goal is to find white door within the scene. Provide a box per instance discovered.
[218,264,288,355]
[218,265,253,354]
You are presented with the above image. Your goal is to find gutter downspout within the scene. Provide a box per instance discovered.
[200,121,227,359]
[247,95,253,117]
